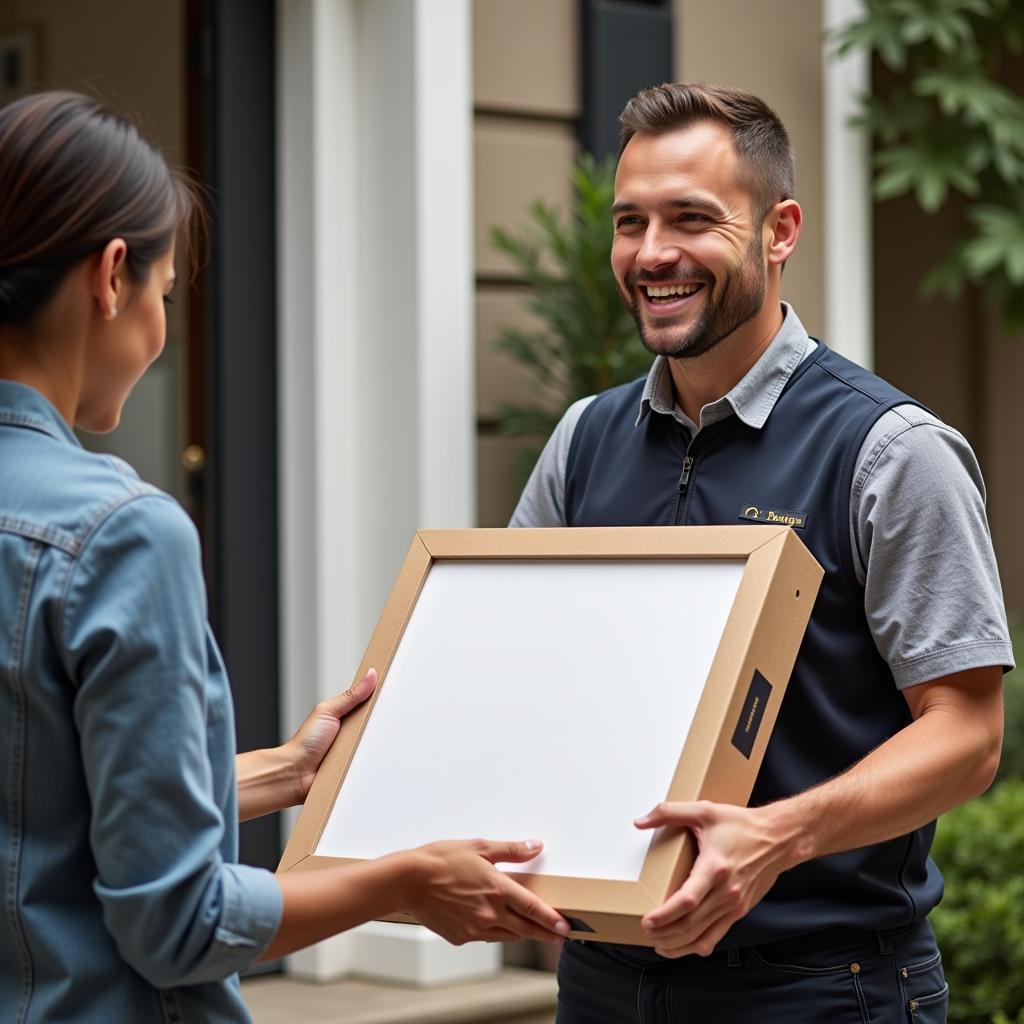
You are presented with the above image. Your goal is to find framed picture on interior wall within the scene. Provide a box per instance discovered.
[0,25,41,105]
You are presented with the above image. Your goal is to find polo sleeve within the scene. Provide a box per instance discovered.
[509,396,596,527]
[60,494,282,988]
[852,405,1014,688]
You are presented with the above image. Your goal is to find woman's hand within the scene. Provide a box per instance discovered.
[283,669,378,805]
[407,838,570,946]
[263,836,569,960]
[237,669,377,821]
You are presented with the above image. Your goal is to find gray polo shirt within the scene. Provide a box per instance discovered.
[510,304,1013,688]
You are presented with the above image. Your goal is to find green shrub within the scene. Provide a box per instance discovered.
[931,779,1024,1023]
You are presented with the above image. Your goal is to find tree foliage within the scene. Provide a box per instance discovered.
[834,0,1024,326]
[489,154,649,471]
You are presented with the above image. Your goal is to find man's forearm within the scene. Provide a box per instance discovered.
[764,667,1003,872]
[639,667,1003,957]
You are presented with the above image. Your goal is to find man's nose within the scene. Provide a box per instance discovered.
[635,225,680,271]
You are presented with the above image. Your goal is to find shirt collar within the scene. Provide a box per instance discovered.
[0,380,81,448]
[635,302,814,432]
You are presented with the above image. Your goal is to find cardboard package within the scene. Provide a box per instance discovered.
[280,525,822,945]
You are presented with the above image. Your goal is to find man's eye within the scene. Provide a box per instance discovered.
[680,213,709,224]
[615,216,642,229]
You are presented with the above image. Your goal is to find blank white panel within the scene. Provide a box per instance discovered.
[316,559,745,881]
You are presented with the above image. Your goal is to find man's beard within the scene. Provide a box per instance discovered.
[626,237,766,360]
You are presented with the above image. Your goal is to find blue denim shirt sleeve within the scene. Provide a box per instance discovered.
[59,494,283,988]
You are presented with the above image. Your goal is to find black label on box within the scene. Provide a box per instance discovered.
[731,670,772,759]
[563,915,596,933]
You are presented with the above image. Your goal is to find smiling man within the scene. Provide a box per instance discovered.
[510,83,1011,1022]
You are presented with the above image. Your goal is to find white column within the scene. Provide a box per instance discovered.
[277,0,489,984]
[823,0,873,368]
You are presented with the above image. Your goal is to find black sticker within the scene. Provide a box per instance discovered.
[563,915,596,934]
[738,505,809,530]
[731,670,772,759]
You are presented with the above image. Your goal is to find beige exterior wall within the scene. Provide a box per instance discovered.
[472,0,579,526]
[674,0,825,339]
[472,0,578,118]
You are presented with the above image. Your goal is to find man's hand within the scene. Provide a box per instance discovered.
[408,839,571,946]
[632,668,1003,960]
[634,800,801,958]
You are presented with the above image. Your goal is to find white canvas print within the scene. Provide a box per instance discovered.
[315,558,746,882]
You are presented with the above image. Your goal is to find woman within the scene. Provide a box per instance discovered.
[0,92,567,1024]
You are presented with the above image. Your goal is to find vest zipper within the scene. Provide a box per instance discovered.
[674,454,694,524]
[673,420,730,525]
[676,456,693,495]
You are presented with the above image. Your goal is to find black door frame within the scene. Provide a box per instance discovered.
[188,0,281,874]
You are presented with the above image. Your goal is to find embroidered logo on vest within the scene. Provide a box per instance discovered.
[739,505,808,529]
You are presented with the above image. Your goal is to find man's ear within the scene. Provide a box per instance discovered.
[90,239,128,320]
[765,200,802,267]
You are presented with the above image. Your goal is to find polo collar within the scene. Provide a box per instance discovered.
[635,303,813,431]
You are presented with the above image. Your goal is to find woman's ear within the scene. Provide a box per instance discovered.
[91,239,128,319]
[765,200,802,267]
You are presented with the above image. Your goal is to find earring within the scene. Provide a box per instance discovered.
[109,307,118,319]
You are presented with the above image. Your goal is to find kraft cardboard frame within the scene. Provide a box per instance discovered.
[279,525,822,946]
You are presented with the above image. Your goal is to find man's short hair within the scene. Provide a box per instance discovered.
[618,82,795,223]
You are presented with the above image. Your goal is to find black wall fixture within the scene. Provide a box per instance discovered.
[580,0,674,160]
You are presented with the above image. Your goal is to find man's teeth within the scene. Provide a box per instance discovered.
[646,284,702,298]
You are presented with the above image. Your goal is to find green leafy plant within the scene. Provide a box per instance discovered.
[931,779,1024,1023]
[834,0,1024,326]
[489,153,649,472]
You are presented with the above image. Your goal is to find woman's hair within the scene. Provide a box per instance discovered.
[0,91,201,328]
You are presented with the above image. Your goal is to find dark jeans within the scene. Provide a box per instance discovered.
[555,920,947,1023]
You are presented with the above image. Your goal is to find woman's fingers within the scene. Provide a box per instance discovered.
[496,874,570,939]
[318,668,378,721]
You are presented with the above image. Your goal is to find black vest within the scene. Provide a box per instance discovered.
[565,343,943,951]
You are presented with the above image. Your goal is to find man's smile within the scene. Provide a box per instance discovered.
[638,281,707,316]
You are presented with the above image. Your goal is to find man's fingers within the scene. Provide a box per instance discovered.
[322,669,378,718]
[635,800,712,831]
[655,914,734,960]
[645,884,734,943]
[642,855,721,931]
[498,876,571,937]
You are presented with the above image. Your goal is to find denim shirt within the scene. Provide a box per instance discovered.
[0,381,282,1023]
